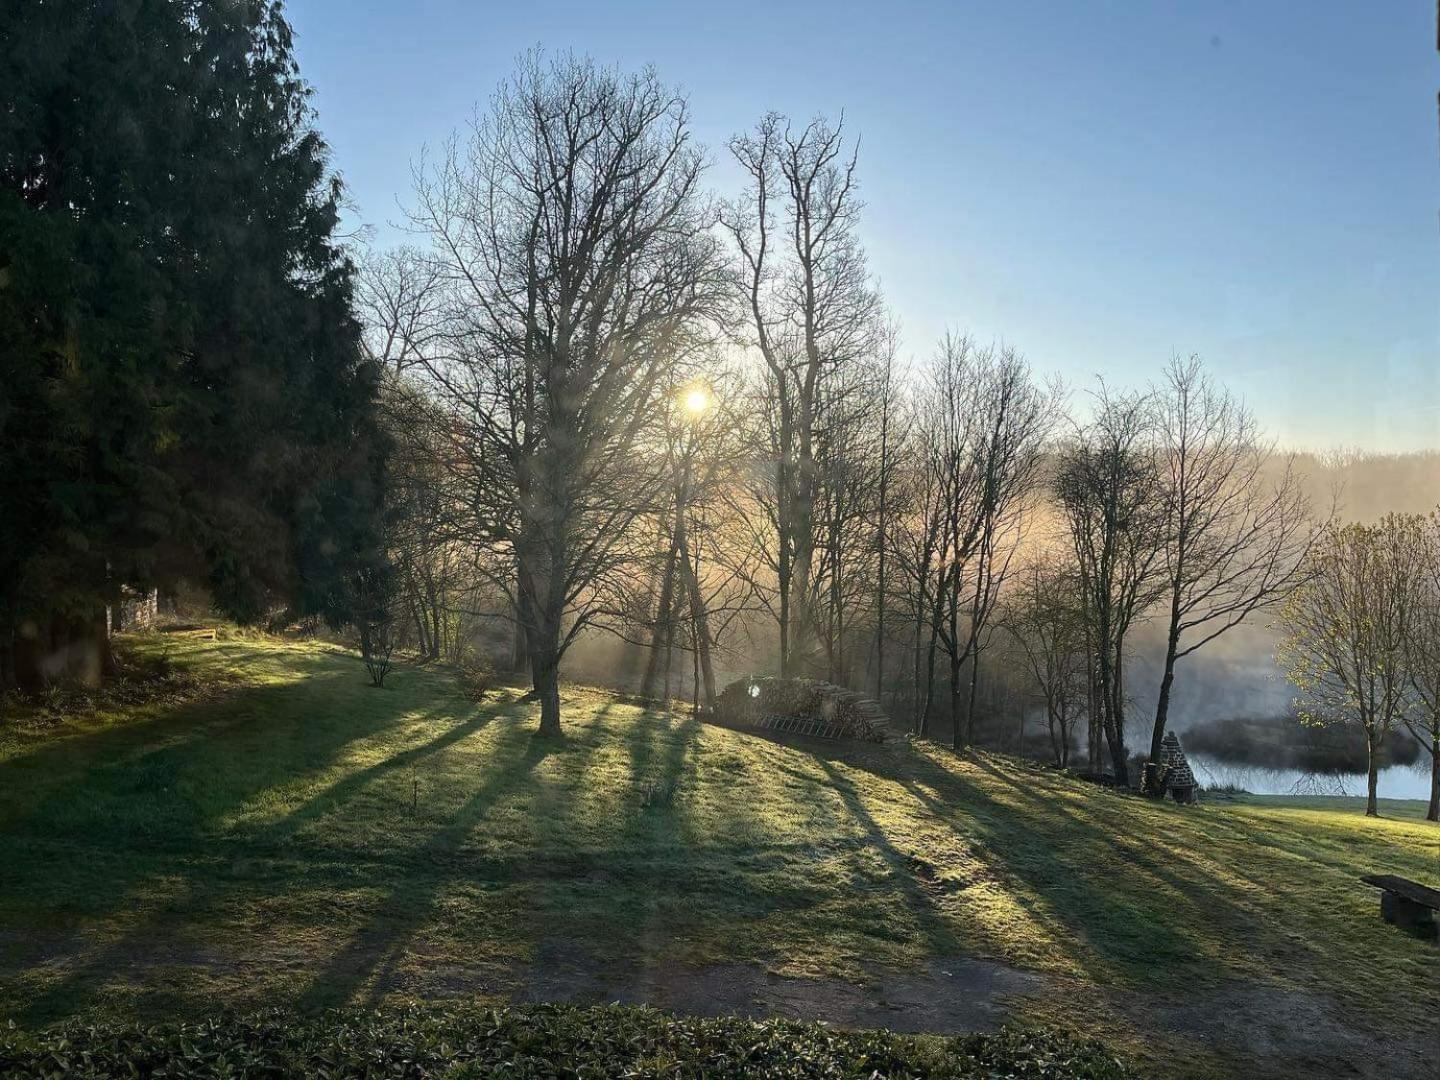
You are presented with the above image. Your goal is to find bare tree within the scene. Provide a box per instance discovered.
[1143,356,1315,792]
[722,113,884,677]
[635,372,746,711]
[378,378,464,661]
[356,246,446,374]
[1055,386,1167,784]
[1002,558,1090,767]
[812,349,892,684]
[871,327,901,702]
[904,337,1055,748]
[409,53,725,734]
[1275,515,1426,816]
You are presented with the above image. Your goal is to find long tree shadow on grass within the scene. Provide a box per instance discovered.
[813,756,964,958]
[767,736,1298,991]
[295,725,564,1011]
[828,742,1389,999]
[492,703,713,977]
[5,660,495,1023]
[671,726,969,967]
[958,754,1437,1004]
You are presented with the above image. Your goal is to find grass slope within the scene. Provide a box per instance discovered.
[1,636,1436,1077]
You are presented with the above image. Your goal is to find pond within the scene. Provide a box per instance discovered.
[1190,754,1432,801]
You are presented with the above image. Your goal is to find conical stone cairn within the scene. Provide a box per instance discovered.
[1160,730,1197,804]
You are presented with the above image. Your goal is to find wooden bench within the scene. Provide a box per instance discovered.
[1360,874,1440,936]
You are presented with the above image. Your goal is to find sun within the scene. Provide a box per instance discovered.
[681,385,712,418]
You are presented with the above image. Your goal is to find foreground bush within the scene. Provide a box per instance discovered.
[0,1001,1133,1078]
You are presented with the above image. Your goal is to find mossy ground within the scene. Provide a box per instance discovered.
[1,636,1435,1077]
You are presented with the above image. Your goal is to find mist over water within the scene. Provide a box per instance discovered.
[1189,758,1431,801]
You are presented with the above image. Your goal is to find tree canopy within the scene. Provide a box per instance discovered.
[0,0,385,688]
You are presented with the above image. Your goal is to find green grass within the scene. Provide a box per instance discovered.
[1224,793,1433,820]
[1,636,1436,1077]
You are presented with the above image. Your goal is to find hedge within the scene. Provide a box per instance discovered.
[0,1001,1135,1078]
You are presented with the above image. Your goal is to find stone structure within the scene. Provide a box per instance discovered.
[1160,730,1197,804]
[714,677,891,742]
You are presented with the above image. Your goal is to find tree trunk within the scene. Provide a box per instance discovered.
[948,577,964,752]
[642,530,682,699]
[791,537,814,677]
[1056,705,1070,769]
[777,538,791,678]
[910,605,924,733]
[1107,638,1129,786]
[1428,732,1438,823]
[532,651,562,737]
[949,645,964,752]
[678,529,715,712]
[875,370,890,704]
[919,627,938,737]
[1364,729,1379,817]
[517,507,566,734]
[511,588,531,673]
[1147,614,1183,788]
[965,651,981,748]
[427,583,444,660]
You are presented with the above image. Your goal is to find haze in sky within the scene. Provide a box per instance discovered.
[290,1,1439,451]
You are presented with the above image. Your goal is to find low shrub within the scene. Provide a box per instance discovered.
[0,1002,1134,1079]
[456,659,495,702]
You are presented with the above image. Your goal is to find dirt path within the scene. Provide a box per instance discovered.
[520,943,1043,1034]
[498,943,1437,1080]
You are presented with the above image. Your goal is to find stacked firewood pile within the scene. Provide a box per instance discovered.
[714,677,890,742]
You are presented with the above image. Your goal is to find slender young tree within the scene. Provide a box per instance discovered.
[1143,356,1315,792]
[872,328,901,702]
[1002,558,1090,767]
[904,337,1054,748]
[1275,516,1425,817]
[1055,387,1167,784]
[722,113,883,677]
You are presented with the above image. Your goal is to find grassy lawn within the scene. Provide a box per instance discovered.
[1,635,1436,1077]
[1224,793,1433,820]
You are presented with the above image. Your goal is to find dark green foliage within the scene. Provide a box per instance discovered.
[0,0,384,686]
[0,1002,1134,1079]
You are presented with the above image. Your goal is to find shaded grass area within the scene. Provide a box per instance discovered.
[1,636,1436,1075]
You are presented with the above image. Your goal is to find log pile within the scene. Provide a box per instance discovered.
[714,676,891,743]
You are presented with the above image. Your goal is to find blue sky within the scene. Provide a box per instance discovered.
[289,1,1439,451]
